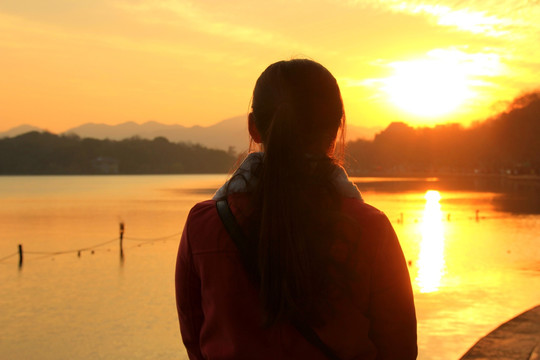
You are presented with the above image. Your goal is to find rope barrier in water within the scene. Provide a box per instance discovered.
[24,238,118,256]
[124,232,182,242]
[0,230,183,265]
[0,251,19,262]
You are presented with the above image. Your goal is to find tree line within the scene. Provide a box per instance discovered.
[1,91,538,176]
[0,132,236,174]
[346,91,540,176]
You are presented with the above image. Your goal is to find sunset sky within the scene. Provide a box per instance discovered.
[1,0,539,133]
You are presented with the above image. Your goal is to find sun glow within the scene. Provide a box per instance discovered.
[384,51,477,118]
[416,190,446,293]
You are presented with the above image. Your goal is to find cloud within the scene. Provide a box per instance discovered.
[345,0,540,40]
[113,0,310,51]
[0,11,214,60]
[391,3,510,37]
[348,48,505,86]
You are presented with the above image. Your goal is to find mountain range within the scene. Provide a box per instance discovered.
[0,116,381,151]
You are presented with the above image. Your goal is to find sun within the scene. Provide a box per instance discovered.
[384,55,475,118]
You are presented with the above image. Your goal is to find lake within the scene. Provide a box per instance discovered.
[0,174,539,360]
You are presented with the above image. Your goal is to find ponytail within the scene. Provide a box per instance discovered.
[248,59,345,326]
[256,102,313,325]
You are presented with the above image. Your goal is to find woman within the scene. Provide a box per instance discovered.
[176,59,417,359]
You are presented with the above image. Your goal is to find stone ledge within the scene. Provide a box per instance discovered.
[460,305,540,360]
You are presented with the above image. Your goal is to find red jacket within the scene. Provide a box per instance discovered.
[176,193,417,360]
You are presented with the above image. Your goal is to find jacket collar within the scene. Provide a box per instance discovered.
[213,152,362,201]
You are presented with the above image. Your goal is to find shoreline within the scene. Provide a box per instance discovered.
[351,172,540,181]
[0,172,539,181]
[459,305,540,360]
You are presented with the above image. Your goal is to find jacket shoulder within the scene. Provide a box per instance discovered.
[184,199,236,254]
[188,199,218,220]
[341,197,388,223]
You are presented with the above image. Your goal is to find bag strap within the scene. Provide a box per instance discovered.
[215,199,341,360]
[216,199,251,264]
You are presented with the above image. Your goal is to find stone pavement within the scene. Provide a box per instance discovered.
[460,305,540,360]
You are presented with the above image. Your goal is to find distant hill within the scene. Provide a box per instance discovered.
[0,117,380,151]
[63,116,249,152]
[0,124,45,138]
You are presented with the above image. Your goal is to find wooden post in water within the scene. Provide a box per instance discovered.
[18,244,23,267]
[119,222,125,260]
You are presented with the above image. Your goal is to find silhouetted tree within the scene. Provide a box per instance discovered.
[0,132,236,174]
[346,90,540,175]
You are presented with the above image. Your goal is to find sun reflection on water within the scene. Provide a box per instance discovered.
[416,190,446,293]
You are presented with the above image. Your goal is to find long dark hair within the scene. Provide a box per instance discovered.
[249,59,346,326]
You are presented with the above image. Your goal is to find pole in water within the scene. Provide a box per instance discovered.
[475,209,480,222]
[18,244,23,267]
[119,222,125,260]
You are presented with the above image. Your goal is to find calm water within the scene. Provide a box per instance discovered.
[0,175,538,360]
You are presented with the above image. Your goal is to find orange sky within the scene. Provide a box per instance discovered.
[1,0,539,133]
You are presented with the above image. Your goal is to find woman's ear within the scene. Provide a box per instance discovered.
[248,113,262,144]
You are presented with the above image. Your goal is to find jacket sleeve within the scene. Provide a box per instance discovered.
[368,214,417,360]
[175,211,205,360]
